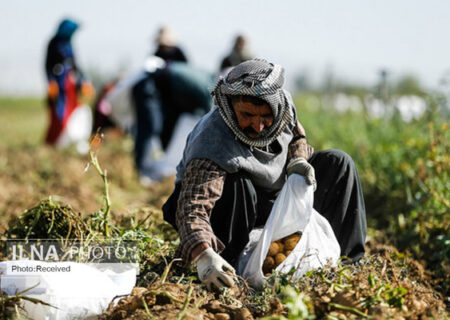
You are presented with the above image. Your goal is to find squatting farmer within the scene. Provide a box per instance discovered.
[163,59,367,290]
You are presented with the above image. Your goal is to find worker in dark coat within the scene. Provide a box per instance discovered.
[219,34,253,72]
[154,26,188,63]
[131,57,215,183]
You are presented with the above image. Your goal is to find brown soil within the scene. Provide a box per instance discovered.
[0,141,152,234]
[100,279,273,320]
[100,242,448,320]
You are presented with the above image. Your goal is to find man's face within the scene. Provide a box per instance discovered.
[232,100,274,138]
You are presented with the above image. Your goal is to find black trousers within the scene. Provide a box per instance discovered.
[163,149,367,266]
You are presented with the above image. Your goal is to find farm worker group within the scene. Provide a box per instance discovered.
[92,25,190,138]
[44,19,253,183]
[97,29,252,184]
[163,59,367,290]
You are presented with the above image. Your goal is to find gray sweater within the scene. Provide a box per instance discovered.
[175,105,296,191]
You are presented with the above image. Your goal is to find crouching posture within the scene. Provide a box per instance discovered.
[163,59,367,290]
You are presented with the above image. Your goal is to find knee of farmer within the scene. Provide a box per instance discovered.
[323,149,355,169]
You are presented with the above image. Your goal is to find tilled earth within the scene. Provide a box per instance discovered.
[0,139,170,232]
[99,242,447,320]
[0,140,448,319]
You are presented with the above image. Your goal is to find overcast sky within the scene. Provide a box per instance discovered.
[1,0,449,95]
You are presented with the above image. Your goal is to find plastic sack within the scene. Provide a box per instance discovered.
[149,113,201,179]
[0,260,136,320]
[56,104,93,154]
[106,72,146,133]
[239,174,340,288]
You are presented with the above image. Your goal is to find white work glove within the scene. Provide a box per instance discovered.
[194,248,236,290]
[287,158,317,191]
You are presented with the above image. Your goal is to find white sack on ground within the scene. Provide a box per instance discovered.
[0,260,136,320]
[239,174,340,289]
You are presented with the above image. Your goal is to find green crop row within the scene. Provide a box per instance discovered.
[294,93,449,293]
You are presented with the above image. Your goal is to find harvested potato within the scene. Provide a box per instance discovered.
[263,233,302,274]
[215,313,230,320]
[268,242,280,256]
[284,238,299,251]
[283,233,301,242]
[262,256,275,274]
[275,241,284,253]
[274,253,286,266]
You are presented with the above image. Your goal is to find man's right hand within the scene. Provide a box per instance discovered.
[287,157,317,191]
[194,247,236,290]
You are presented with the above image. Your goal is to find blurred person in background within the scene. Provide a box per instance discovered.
[132,57,214,184]
[154,26,188,63]
[92,80,118,134]
[219,34,253,73]
[45,18,94,149]
[105,56,215,185]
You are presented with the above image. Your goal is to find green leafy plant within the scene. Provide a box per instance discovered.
[262,286,314,320]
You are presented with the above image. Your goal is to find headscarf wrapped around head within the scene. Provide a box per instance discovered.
[212,59,292,148]
[56,19,79,39]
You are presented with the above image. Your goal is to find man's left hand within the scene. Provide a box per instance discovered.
[287,158,317,191]
[195,248,236,291]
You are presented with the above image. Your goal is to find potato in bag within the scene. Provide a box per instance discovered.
[268,242,280,256]
[274,253,286,266]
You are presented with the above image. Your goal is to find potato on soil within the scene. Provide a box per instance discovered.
[130,287,146,296]
[215,313,231,320]
[232,307,254,320]
[205,300,226,313]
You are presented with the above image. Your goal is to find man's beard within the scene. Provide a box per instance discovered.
[243,126,272,138]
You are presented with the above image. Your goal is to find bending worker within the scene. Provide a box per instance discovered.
[163,59,367,290]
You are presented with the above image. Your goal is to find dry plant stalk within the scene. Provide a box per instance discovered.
[88,131,111,237]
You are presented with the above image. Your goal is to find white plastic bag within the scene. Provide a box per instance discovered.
[0,260,137,320]
[239,174,340,288]
[149,113,201,179]
[107,72,146,133]
[56,104,93,154]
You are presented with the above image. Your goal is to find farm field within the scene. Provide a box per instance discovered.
[0,95,448,319]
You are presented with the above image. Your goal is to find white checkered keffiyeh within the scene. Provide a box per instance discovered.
[212,59,293,148]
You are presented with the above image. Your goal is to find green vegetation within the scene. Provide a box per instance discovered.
[0,97,46,147]
[295,92,449,296]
